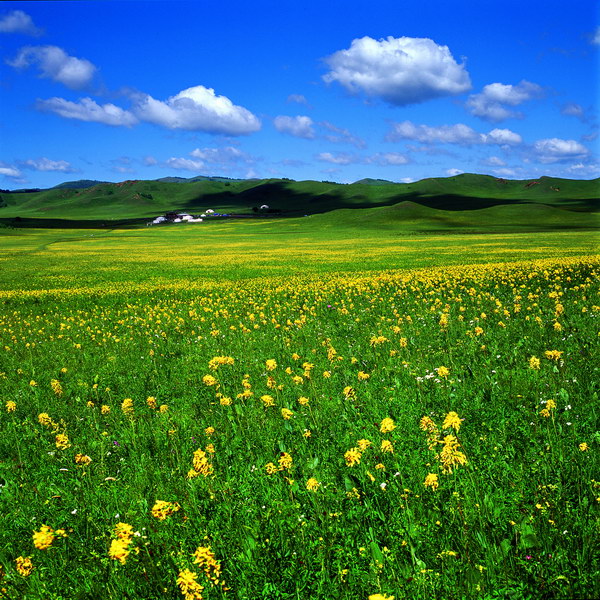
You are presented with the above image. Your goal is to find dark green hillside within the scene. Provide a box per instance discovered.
[308,201,600,233]
[0,174,597,226]
[52,179,111,189]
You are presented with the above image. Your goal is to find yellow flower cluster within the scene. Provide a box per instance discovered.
[188,448,213,478]
[108,522,136,565]
[32,524,67,550]
[151,500,181,521]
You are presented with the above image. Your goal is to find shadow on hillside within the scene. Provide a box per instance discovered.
[182,182,598,215]
[0,217,149,230]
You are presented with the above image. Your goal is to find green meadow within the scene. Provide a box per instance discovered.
[0,182,599,599]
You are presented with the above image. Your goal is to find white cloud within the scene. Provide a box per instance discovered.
[36,97,138,127]
[20,157,76,172]
[323,35,471,106]
[133,85,260,135]
[483,128,522,145]
[386,120,522,146]
[8,45,96,89]
[466,80,544,122]
[165,157,205,171]
[0,10,43,36]
[315,152,358,165]
[591,27,600,45]
[190,146,253,164]
[287,94,308,105]
[446,168,464,176]
[533,138,590,163]
[273,115,315,139]
[319,121,365,148]
[0,163,22,178]
[143,156,158,166]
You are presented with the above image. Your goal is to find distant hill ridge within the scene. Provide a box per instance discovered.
[0,173,597,221]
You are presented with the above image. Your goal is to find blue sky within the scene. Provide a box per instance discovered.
[0,0,598,188]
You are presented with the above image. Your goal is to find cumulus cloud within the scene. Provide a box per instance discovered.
[190,146,253,164]
[446,168,464,176]
[0,163,22,178]
[533,138,589,163]
[484,128,522,145]
[20,157,76,172]
[165,157,206,171]
[143,156,158,166]
[0,10,43,35]
[386,120,522,146]
[323,35,471,106]
[466,80,544,122]
[273,115,315,139]
[36,97,138,127]
[133,85,260,135]
[8,45,96,89]
[591,27,600,45]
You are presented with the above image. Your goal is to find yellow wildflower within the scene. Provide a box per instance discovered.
[357,439,372,451]
[15,556,33,577]
[55,433,71,450]
[529,356,541,370]
[281,408,294,420]
[261,394,275,407]
[146,396,157,409]
[381,440,394,453]
[265,359,277,371]
[442,411,462,432]
[74,453,92,466]
[424,473,439,491]
[6,401,16,412]
[436,366,450,378]
[306,477,321,491]
[265,462,279,475]
[108,538,131,565]
[579,443,589,452]
[50,379,63,396]
[278,452,293,471]
[151,500,180,521]
[344,448,362,467]
[121,398,134,416]
[32,524,65,550]
[176,568,204,600]
[379,417,396,434]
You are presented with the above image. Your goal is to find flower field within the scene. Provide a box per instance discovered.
[0,228,599,598]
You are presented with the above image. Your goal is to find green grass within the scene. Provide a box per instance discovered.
[0,223,598,599]
[1,173,598,221]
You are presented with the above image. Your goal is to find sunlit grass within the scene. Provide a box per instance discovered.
[0,225,598,599]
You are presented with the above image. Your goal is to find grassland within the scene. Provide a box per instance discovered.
[1,173,598,221]
[0,209,598,599]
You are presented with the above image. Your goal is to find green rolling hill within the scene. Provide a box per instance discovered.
[0,173,597,231]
